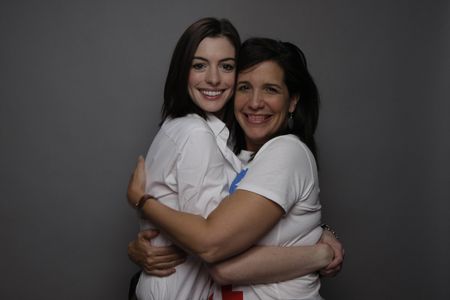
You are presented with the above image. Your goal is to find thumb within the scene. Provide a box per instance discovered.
[138,155,145,167]
[139,229,160,240]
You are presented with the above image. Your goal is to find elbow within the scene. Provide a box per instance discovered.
[197,246,225,264]
[208,264,232,285]
[192,233,230,263]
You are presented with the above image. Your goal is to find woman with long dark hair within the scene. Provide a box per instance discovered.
[129,37,342,299]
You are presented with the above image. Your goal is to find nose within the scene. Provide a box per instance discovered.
[205,67,220,85]
[248,90,264,109]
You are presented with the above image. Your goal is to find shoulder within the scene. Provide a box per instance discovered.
[162,114,210,132]
[251,134,317,177]
[160,114,214,144]
[256,134,313,161]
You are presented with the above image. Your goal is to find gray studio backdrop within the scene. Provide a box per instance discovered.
[1,0,449,299]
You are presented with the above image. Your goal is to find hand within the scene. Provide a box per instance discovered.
[128,230,187,276]
[127,156,146,207]
[318,230,344,277]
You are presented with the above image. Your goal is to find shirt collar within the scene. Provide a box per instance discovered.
[205,113,243,173]
[205,113,227,137]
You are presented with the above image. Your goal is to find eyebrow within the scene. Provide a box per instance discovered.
[192,56,235,63]
[264,83,282,89]
[237,81,282,89]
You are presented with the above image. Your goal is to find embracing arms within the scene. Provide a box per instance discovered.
[128,157,342,269]
[209,229,343,285]
[132,191,283,263]
[127,227,343,285]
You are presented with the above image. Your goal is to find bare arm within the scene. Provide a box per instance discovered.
[208,243,333,285]
[128,158,344,282]
[128,157,284,263]
[128,230,343,284]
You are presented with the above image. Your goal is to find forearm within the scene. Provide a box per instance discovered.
[138,192,282,263]
[129,158,283,264]
[208,244,333,285]
[140,198,221,262]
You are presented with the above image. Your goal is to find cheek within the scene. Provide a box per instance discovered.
[188,72,199,88]
[223,73,236,88]
[234,94,245,112]
[275,97,291,114]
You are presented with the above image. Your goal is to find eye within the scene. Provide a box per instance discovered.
[192,63,206,70]
[237,83,250,92]
[220,62,235,72]
[264,86,279,94]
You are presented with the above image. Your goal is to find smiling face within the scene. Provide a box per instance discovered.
[234,60,298,151]
[188,37,236,116]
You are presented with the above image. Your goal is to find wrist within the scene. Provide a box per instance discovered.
[136,194,154,210]
[315,244,333,267]
[321,223,339,240]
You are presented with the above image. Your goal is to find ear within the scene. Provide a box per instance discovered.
[288,95,299,113]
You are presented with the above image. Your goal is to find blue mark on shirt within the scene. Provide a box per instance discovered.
[229,168,248,194]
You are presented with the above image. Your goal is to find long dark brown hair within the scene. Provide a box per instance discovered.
[161,17,241,123]
[232,38,320,159]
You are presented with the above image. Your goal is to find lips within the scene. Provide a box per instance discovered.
[200,89,224,98]
[244,113,272,124]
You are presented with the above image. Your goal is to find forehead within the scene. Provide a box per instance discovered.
[194,37,236,59]
[238,61,284,84]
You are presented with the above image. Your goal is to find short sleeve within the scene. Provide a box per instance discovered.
[236,136,316,213]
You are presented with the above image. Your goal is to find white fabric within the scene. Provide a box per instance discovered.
[136,113,242,300]
[214,134,324,300]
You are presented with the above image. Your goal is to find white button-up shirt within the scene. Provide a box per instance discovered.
[136,113,242,300]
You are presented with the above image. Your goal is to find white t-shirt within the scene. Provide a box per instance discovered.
[214,134,324,300]
[136,113,242,300]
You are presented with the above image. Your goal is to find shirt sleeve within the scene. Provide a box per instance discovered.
[236,136,317,213]
[176,127,229,217]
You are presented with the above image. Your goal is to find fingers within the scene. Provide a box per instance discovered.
[136,156,145,177]
[141,256,186,277]
[320,267,340,277]
[138,229,160,241]
[128,156,143,185]
[155,252,187,262]
[146,249,187,263]
[143,267,176,277]
[321,261,343,277]
[321,253,344,277]
[145,243,187,257]
[147,257,186,270]
[327,252,343,269]
[127,156,147,206]
[133,241,187,268]
[320,231,345,269]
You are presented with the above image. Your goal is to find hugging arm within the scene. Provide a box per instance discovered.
[208,243,333,285]
[127,229,341,284]
[135,190,284,264]
[209,228,344,285]
[128,158,343,282]
[127,231,336,284]
[129,158,285,263]
[129,158,323,265]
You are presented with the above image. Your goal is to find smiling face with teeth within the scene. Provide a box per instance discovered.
[188,37,236,116]
[234,60,298,152]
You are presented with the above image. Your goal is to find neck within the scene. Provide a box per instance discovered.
[245,138,263,152]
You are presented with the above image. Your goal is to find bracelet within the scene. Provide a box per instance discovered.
[135,194,154,210]
[321,223,339,239]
